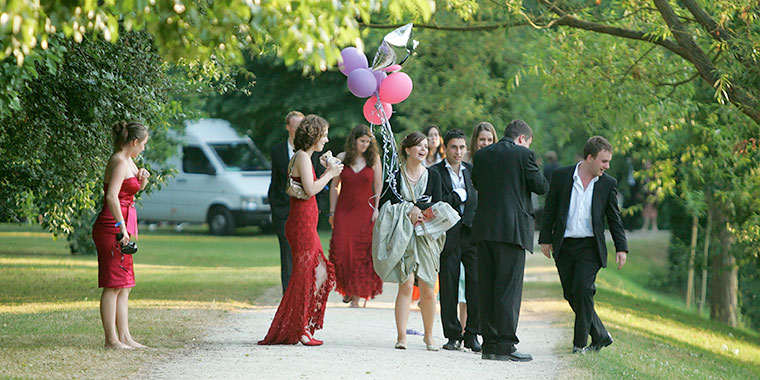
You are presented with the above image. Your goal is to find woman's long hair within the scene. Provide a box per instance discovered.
[343,124,378,168]
[468,121,497,156]
[422,124,445,160]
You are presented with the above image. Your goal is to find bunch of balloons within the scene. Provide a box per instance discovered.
[338,44,413,124]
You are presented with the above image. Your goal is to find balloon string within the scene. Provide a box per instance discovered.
[371,94,403,202]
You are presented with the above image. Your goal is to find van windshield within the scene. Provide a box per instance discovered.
[209,141,271,171]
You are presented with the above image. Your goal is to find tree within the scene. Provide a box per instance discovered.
[0,31,188,246]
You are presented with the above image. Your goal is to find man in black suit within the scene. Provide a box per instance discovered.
[268,111,304,294]
[471,119,549,362]
[430,129,480,353]
[539,136,628,353]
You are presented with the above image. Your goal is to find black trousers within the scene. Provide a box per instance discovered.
[477,240,525,355]
[439,223,479,340]
[555,237,608,347]
[272,212,292,294]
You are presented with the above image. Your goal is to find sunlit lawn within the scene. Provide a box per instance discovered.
[565,232,760,380]
[0,223,287,380]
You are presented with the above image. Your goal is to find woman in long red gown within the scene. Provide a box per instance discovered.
[92,121,150,349]
[259,114,343,346]
[328,125,383,307]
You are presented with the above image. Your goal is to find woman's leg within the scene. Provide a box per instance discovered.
[100,288,131,349]
[459,302,468,335]
[418,281,437,346]
[115,287,147,348]
[314,257,328,296]
[395,276,414,344]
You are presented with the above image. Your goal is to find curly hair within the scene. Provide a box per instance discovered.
[469,121,497,155]
[294,114,329,151]
[399,132,426,160]
[111,121,148,151]
[343,124,378,168]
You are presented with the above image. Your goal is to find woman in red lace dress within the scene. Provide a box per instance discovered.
[92,121,150,349]
[259,114,343,346]
[328,125,383,307]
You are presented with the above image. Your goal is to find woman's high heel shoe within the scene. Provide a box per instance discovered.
[300,335,323,346]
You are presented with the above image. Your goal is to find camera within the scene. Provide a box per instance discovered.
[115,233,138,254]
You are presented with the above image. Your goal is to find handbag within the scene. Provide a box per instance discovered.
[285,156,310,200]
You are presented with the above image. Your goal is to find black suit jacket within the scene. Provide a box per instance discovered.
[538,165,628,268]
[471,137,549,252]
[430,160,476,227]
[267,141,327,223]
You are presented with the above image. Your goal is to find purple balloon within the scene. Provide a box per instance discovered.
[347,68,377,98]
[373,70,387,93]
[339,47,368,76]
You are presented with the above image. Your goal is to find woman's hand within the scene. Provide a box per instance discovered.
[327,162,344,178]
[119,225,130,245]
[408,206,423,224]
[328,215,335,229]
[371,208,379,223]
[138,168,151,183]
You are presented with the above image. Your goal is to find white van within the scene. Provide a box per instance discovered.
[137,119,272,234]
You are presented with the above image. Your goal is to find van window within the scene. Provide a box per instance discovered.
[183,146,214,175]
[209,141,271,171]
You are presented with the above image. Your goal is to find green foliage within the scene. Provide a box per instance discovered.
[0,31,184,249]
[1,0,433,71]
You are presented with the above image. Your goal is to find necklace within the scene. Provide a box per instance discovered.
[405,167,424,183]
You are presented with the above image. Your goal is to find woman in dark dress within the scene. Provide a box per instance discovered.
[259,114,343,346]
[328,125,384,307]
[92,121,150,349]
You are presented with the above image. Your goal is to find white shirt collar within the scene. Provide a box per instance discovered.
[444,159,465,172]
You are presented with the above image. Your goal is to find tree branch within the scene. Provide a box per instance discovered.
[551,14,691,61]
[359,21,531,32]
[653,0,759,124]
[680,0,735,41]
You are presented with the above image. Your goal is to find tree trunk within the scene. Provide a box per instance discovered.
[709,207,739,326]
[698,207,713,314]
[686,213,698,308]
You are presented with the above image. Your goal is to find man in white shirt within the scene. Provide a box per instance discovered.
[431,129,481,352]
[538,136,628,353]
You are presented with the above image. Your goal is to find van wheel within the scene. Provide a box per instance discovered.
[208,206,235,235]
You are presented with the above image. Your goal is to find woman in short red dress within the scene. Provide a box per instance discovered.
[328,125,383,307]
[92,121,150,349]
[259,114,343,346]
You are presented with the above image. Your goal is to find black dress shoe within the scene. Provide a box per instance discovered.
[442,338,461,351]
[589,333,613,352]
[494,351,533,362]
[572,346,588,354]
[463,336,482,352]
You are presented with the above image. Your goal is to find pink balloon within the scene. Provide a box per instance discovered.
[372,70,387,93]
[380,64,402,73]
[363,97,392,125]
[379,72,413,104]
[347,68,377,98]
[339,47,368,76]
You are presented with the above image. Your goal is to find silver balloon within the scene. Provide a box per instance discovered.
[371,23,418,71]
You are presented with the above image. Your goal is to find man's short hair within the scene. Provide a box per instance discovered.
[285,110,304,125]
[583,136,613,159]
[504,119,533,140]
[443,129,467,146]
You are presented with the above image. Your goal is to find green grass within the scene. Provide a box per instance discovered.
[0,222,284,380]
[566,232,760,380]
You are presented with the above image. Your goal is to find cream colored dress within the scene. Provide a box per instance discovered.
[372,170,458,289]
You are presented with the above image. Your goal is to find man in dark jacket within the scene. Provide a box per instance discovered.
[471,119,549,362]
[430,129,480,352]
[539,136,627,353]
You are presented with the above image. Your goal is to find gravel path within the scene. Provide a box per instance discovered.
[140,253,568,380]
